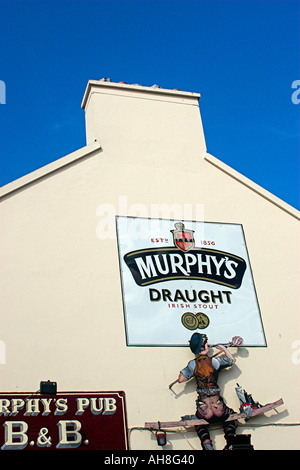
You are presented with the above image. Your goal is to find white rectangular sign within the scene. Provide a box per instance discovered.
[116,216,266,347]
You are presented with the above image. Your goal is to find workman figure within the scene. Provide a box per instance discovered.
[178,333,238,450]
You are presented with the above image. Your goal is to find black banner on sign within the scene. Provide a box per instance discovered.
[124,247,246,289]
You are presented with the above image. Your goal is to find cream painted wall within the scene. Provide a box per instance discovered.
[1,81,299,450]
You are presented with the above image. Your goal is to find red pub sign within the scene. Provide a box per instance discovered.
[0,391,128,450]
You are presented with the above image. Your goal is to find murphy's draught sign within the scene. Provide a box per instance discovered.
[117,217,266,347]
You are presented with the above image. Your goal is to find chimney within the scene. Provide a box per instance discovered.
[81,79,206,164]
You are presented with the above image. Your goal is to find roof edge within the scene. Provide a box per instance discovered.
[0,141,102,199]
[81,80,201,109]
[204,153,300,220]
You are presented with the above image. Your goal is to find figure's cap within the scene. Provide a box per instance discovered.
[189,333,208,355]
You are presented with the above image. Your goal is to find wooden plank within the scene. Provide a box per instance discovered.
[144,418,209,429]
[225,398,284,422]
[144,399,283,429]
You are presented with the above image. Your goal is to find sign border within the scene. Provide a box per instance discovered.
[116,215,267,348]
[0,390,129,451]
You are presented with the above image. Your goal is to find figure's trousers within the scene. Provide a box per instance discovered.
[194,394,237,449]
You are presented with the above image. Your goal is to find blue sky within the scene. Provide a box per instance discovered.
[0,0,299,209]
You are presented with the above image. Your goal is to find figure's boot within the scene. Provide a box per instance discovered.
[223,434,235,450]
[203,440,214,450]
